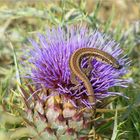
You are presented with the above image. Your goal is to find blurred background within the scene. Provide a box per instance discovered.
[0,0,140,139]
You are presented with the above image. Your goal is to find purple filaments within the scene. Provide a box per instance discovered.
[25,26,130,108]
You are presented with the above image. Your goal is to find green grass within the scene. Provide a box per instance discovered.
[0,1,140,139]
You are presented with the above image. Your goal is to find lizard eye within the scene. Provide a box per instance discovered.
[117,64,123,69]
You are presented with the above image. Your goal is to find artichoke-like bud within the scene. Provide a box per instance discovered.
[16,26,130,139]
[20,86,106,140]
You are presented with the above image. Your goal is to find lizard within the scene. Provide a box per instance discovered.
[69,47,122,106]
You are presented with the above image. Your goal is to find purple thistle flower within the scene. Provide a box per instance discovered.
[25,26,130,108]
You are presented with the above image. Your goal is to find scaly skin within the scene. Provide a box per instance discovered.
[69,47,121,106]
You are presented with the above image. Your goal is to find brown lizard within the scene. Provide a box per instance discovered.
[69,47,121,106]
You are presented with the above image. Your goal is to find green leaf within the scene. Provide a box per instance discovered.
[111,110,118,140]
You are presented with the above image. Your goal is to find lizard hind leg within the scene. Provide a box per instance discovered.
[82,56,93,76]
[70,73,82,91]
[70,73,79,85]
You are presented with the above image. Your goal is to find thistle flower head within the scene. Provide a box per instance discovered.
[25,26,130,108]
